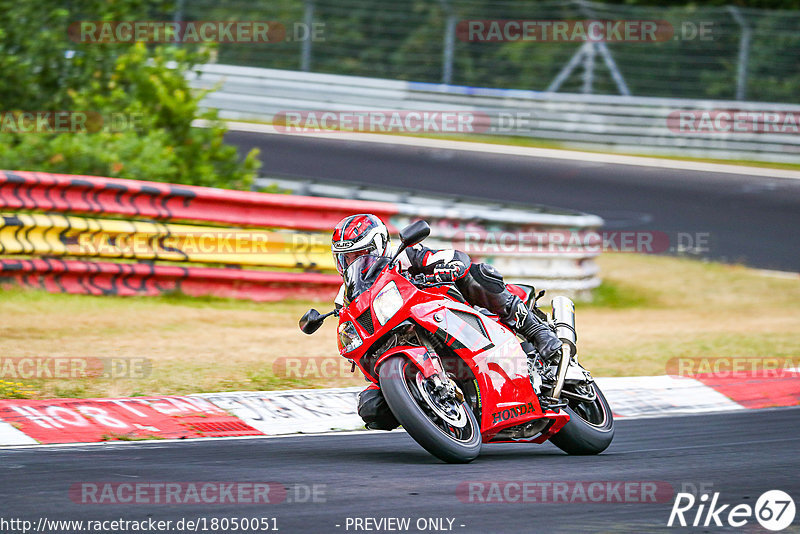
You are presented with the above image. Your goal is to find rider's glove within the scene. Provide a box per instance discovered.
[414,266,458,285]
[431,264,460,283]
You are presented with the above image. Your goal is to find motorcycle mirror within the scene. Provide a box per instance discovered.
[399,220,431,247]
[299,308,325,334]
[389,220,431,268]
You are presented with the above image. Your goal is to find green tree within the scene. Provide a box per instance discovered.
[0,0,259,189]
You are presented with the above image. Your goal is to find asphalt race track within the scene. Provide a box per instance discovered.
[227,132,800,272]
[2,407,798,533]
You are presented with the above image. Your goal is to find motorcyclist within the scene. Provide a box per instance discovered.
[331,214,562,430]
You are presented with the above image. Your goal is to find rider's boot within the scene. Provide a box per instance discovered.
[511,299,563,362]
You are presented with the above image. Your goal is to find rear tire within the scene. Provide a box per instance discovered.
[549,382,614,455]
[379,356,481,463]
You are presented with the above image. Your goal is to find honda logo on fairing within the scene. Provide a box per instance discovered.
[491,402,536,424]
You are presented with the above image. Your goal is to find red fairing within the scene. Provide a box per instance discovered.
[506,283,528,301]
[375,346,439,379]
[337,264,568,444]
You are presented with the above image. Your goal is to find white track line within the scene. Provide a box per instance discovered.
[0,430,382,451]
[755,268,800,279]
[214,120,800,181]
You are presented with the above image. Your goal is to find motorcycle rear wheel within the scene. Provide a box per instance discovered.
[549,382,614,455]
[379,355,482,464]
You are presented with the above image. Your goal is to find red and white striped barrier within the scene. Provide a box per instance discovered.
[1,169,605,302]
[0,170,391,301]
[0,170,399,232]
[0,395,262,445]
[0,258,340,301]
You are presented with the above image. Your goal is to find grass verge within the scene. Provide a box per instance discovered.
[0,253,798,398]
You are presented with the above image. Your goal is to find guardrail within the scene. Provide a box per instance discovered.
[256,175,604,297]
[0,170,355,301]
[0,170,603,301]
[191,64,800,163]
[0,259,341,301]
[0,212,333,270]
[0,170,397,232]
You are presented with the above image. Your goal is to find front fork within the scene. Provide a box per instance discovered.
[418,336,465,403]
[375,344,464,403]
[428,370,465,403]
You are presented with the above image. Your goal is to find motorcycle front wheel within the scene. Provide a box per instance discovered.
[379,355,482,464]
[549,382,614,455]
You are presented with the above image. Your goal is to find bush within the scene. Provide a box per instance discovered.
[0,1,259,189]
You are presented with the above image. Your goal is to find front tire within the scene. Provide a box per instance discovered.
[379,356,482,463]
[549,382,614,455]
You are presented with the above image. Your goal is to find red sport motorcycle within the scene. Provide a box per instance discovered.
[299,220,614,463]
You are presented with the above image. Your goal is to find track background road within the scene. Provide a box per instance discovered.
[1,408,798,533]
[228,132,800,272]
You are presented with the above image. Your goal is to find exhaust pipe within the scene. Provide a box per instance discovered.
[550,296,577,400]
[551,296,577,357]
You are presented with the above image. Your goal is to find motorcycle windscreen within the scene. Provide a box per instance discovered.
[343,254,390,304]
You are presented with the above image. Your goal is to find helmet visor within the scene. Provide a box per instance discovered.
[343,254,391,303]
[334,247,373,275]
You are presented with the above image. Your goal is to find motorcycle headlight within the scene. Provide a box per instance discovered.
[373,281,403,325]
[338,321,362,352]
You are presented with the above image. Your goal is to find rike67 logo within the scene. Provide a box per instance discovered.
[668,490,796,531]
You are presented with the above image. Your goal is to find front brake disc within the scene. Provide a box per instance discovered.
[414,372,468,428]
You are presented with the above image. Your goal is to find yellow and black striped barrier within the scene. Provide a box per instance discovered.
[0,213,335,271]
